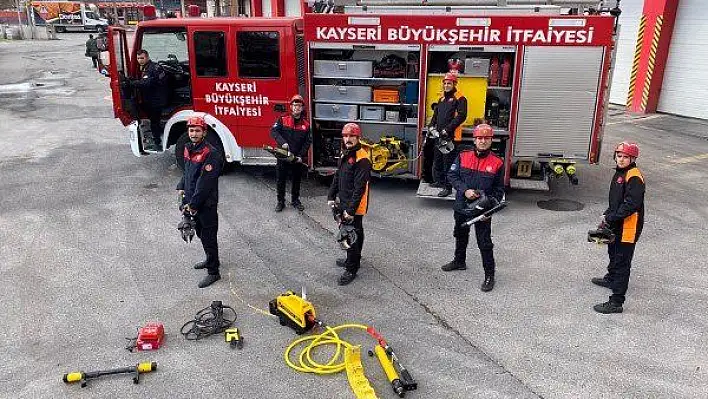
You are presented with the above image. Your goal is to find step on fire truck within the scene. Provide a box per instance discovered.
[107,0,620,195]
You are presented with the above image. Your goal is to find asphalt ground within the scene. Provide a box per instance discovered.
[1,34,707,399]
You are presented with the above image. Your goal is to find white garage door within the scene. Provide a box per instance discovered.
[609,0,644,105]
[657,0,708,119]
[285,0,302,16]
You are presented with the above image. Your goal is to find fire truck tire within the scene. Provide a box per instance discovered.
[55,26,65,33]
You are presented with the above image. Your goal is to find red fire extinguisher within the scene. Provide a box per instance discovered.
[489,57,499,86]
[501,57,511,87]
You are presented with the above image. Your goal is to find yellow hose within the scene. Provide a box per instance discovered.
[284,323,369,375]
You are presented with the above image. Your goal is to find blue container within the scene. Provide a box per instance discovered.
[405,82,419,104]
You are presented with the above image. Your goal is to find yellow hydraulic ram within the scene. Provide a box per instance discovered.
[63,361,157,388]
[374,345,405,397]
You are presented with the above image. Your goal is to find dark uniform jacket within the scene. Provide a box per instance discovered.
[177,140,223,211]
[604,163,645,244]
[132,60,169,108]
[85,38,99,57]
[270,114,312,158]
[448,149,505,212]
[430,88,468,141]
[328,143,372,216]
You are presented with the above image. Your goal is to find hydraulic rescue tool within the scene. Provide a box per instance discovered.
[271,290,418,399]
[588,222,615,244]
[62,362,157,388]
[426,126,454,155]
[331,202,359,250]
[457,192,508,227]
[263,144,304,164]
[177,192,196,243]
[180,301,237,340]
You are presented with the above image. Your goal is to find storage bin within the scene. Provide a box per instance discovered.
[313,60,373,78]
[405,82,419,104]
[385,111,399,122]
[464,58,491,78]
[359,106,385,121]
[314,85,372,102]
[373,87,400,103]
[315,103,359,120]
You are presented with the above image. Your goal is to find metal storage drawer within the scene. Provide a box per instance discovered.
[314,60,373,77]
[315,103,359,120]
[464,58,491,78]
[314,85,372,102]
[359,105,385,121]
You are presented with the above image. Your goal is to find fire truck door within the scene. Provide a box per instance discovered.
[231,27,294,148]
[108,26,137,126]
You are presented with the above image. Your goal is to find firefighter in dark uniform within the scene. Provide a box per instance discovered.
[327,123,372,286]
[444,124,504,292]
[271,94,312,212]
[592,141,645,314]
[176,115,224,288]
[428,72,468,197]
[130,49,169,150]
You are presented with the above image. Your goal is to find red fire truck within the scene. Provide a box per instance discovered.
[107,1,620,194]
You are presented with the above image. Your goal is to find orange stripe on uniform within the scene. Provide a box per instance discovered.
[621,212,639,243]
[355,148,371,216]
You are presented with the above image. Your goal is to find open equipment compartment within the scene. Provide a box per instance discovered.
[309,42,422,176]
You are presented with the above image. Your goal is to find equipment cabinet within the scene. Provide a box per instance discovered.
[309,43,422,175]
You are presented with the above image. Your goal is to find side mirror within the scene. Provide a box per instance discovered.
[274,104,286,112]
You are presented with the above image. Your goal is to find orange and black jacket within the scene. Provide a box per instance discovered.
[604,163,645,244]
[429,88,467,141]
[327,143,372,216]
[448,149,505,212]
[176,140,223,211]
[270,113,312,158]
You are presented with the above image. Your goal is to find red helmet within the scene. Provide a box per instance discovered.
[290,94,304,104]
[187,115,206,129]
[341,123,361,137]
[473,123,494,138]
[443,72,458,83]
[615,141,639,158]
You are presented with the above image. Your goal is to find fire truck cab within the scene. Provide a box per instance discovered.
[108,1,619,193]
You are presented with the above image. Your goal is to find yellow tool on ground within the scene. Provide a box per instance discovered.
[272,290,418,399]
[225,327,243,349]
[63,362,157,388]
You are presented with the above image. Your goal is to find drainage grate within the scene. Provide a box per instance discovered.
[537,199,585,212]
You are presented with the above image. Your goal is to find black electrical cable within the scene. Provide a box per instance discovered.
[180,301,237,340]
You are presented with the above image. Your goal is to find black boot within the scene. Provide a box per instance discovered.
[441,260,467,271]
[338,271,357,286]
[275,202,285,212]
[193,260,208,270]
[593,300,623,314]
[481,275,495,292]
[336,258,347,268]
[437,187,452,197]
[291,200,305,211]
[198,273,221,288]
[591,277,612,289]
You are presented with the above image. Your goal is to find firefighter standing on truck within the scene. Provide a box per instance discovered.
[591,141,645,314]
[129,49,169,150]
[444,124,504,292]
[271,94,312,212]
[176,115,224,288]
[327,123,372,286]
[428,72,468,197]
